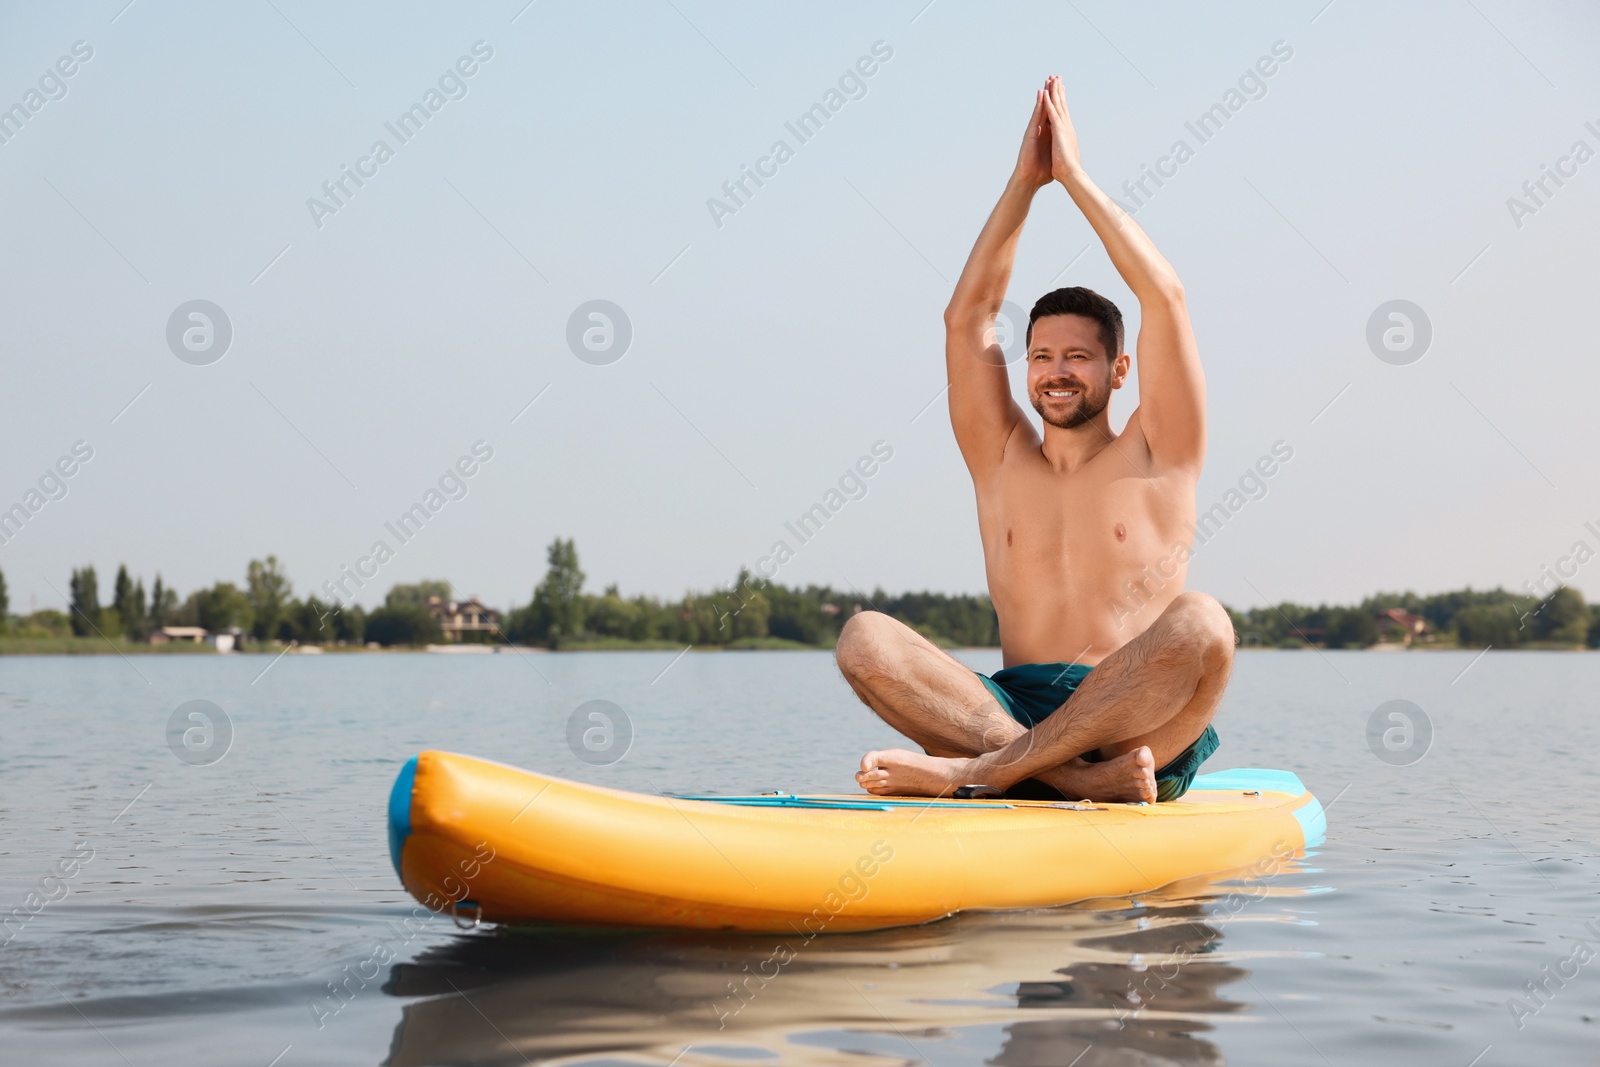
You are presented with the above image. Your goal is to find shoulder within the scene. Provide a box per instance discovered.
[1116,408,1198,479]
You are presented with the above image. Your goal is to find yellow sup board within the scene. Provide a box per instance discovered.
[388,750,1324,933]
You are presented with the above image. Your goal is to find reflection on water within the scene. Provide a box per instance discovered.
[384,864,1317,1067]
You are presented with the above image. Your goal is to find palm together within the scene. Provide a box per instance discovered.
[1016,74,1082,189]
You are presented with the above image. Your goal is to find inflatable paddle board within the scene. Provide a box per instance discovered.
[388,750,1324,933]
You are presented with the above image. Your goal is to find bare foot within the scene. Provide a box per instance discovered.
[1037,746,1157,804]
[856,748,976,797]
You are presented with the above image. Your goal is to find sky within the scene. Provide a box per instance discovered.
[2,0,1598,615]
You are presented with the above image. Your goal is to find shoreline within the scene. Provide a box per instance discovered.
[0,639,1590,656]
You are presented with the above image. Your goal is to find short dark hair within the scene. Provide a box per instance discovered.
[1026,287,1124,361]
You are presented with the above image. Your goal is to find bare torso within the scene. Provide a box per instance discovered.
[979,411,1196,667]
[847,76,1225,803]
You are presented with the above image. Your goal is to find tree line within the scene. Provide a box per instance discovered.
[0,544,1595,650]
[1227,585,1595,649]
[3,558,430,647]
[496,539,1001,649]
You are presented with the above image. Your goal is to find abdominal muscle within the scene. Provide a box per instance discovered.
[977,436,1197,668]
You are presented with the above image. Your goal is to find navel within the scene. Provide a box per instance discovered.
[1114,523,1127,542]
[1007,529,1013,547]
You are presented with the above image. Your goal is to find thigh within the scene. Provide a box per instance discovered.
[839,612,1014,755]
[1075,596,1232,767]
[1094,686,1221,769]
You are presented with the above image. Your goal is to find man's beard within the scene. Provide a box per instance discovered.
[1031,380,1110,429]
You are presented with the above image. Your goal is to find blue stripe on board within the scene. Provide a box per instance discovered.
[1190,768,1307,796]
[671,794,1014,811]
[1191,767,1326,847]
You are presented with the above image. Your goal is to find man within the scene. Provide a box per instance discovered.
[839,77,1234,804]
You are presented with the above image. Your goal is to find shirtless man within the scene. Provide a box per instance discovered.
[839,77,1234,804]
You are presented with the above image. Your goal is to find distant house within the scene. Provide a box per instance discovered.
[150,626,207,644]
[425,596,502,642]
[1377,608,1430,645]
[149,625,237,652]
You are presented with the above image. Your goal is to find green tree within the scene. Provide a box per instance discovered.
[111,564,148,640]
[1456,603,1523,649]
[586,584,647,641]
[365,605,442,646]
[1325,608,1378,649]
[246,556,292,641]
[385,580,454,610]
[18,609,70,637]
[281,595,364,644]
[330,602,367,644]
[149,575,179,628]
[132,579,147,637]
[1529,586,1588,645]
[532,538,586,646]
[766,584,845,646]
[711,570,770,642]
[69,565,100,636]
[0,565,8,631]
[187,583,253,633]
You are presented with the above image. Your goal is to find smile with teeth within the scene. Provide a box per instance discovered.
[1043,388,1078,398]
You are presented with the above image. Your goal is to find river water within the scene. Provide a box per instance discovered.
[0,648,1595,1065]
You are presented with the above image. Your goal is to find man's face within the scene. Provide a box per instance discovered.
[1025,314,1122,429]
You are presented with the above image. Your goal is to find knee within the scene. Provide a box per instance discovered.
[1169,592,1236,664]
[836,611,897,684]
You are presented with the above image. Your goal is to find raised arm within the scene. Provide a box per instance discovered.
[942,91,1054,475]
[1042,76,1205,470]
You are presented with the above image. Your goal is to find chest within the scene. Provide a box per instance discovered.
[984,452,1181,564]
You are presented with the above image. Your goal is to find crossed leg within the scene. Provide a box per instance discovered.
[835,591,1234,802]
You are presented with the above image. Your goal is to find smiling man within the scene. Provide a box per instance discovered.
[837,77,1233,804]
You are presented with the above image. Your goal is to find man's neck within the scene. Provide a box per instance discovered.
[1039,415,1117,474]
